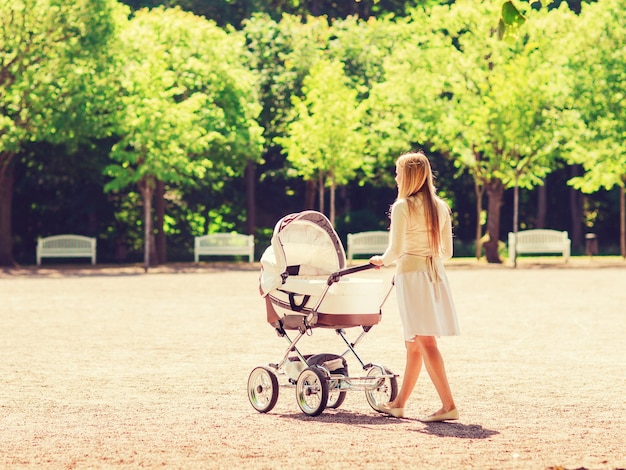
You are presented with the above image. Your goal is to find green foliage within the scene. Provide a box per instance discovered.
[364,8,452,174]
[360,0,590,261]
[276,59,366,186]
[242,14,332,144]
[0,0,127,265]
[0,0,126,153]
[5,0,626,264]
[105,7,264,193]
[393,1,581,190]
[327,15,401,97]
[498,1,526,42]
[566,0,626,193]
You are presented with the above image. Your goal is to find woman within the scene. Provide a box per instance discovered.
[369,151,460,422]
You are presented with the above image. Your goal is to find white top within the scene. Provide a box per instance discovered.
[381,196,452,267]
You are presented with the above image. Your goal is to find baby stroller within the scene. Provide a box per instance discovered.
[247,210,398,416]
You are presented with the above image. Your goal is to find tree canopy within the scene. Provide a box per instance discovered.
[276,58,366,225]
[2,0,623,267]
[0,0,126,265]
[106,6,264,269]
[566,0,626,257]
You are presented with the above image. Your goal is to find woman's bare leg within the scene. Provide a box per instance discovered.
[415,335,456,414]
[388,340,422,408]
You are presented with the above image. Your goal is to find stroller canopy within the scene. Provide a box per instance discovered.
[260,211,346,296]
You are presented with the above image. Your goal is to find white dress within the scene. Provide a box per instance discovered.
[381,196,460,340]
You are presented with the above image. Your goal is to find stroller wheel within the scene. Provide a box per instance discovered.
[364,365,398,413]
[247,367,279,413]
[326,376,348,409]
[327,390,347,409]
[296,367,329,416]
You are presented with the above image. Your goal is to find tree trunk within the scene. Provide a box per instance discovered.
[484,179,504,264]
[318,172,324,215]
[340,185,350,223]
[0,161,15,266]
[329,178,336,227]
[155,179,166,265]
[245,159,256,236]
[536,182,547,229]
[568,165,584,252]
[512,181,519,268]
[304,179,316,210]
[619,182,626,259]
[474,180,484,260]
[140,178,155,272]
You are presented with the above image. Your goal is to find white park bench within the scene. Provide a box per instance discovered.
[508,229,571,262]
[346,231,389,262]
[36,234,97,266]
[194,233,254,263]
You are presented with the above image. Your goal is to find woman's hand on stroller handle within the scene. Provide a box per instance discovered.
[369,255,384,268]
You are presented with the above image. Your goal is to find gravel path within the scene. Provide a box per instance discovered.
[1,260,625,469]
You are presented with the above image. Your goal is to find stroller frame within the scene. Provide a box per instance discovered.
[248,263,398,417]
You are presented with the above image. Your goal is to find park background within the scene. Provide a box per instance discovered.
[2,2,626,468]
[1,0,626,268]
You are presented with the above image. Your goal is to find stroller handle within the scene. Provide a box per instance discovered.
[327,263,377,285]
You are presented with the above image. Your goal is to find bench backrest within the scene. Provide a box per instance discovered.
[195,233,253,248]
[347,231,389,260]
[511,229,568,247]
[194,233,254,262]
[38,235,96,250]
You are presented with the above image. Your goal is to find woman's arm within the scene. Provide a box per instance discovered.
[378,200,407,265]
[440,204,453,260]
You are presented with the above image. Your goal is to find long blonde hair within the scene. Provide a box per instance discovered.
[395,151,445,254]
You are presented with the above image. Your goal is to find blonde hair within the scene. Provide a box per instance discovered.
[395,151,446,254]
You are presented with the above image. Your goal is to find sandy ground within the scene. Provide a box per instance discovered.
[1,258,625,469]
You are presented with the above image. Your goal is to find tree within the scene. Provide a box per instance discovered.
[567,0,626,258]
[276,59,366,225]
[372,1,581,263]
[455,2,584,263]
[0,0,124,266]
[241,14,334,214]
[105,7,263,270]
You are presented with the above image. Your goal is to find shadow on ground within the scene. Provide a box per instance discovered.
[275,410,499,440]
[414,422,500,439]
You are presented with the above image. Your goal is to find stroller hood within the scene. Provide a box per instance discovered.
[260,211,346,296]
